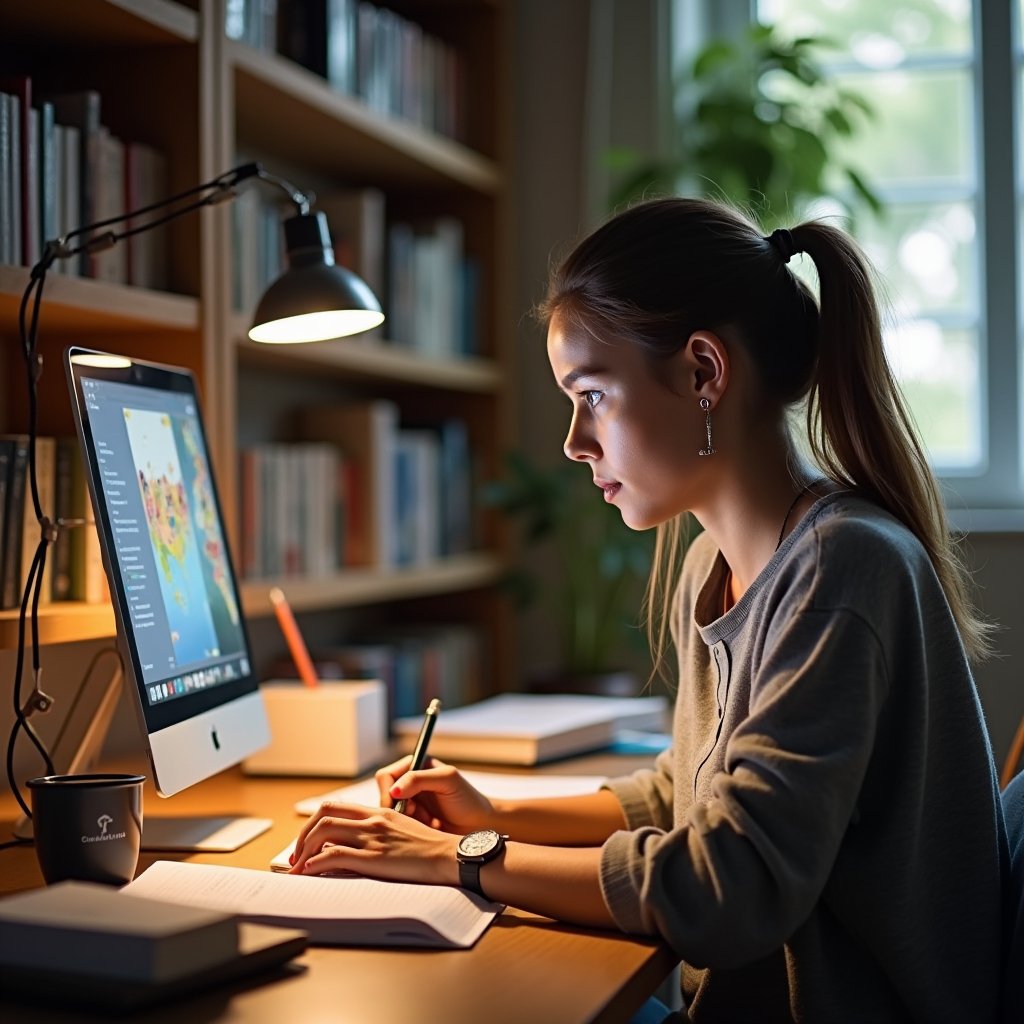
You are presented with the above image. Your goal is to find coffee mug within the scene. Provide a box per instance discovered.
[27,773,145,886]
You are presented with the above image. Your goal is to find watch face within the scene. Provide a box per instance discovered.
[459,829,501,857]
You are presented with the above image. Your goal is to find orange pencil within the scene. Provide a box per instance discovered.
[269,586,319,689]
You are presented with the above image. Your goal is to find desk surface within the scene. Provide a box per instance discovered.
[0,753,677,1024]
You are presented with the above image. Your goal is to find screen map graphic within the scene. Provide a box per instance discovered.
[123,408,242,667]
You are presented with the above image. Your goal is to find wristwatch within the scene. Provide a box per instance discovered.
[456,829,508,898]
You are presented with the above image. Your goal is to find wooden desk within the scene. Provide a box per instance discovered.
[0,755,678,1024]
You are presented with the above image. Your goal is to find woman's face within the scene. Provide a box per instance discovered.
[547,316,700,530]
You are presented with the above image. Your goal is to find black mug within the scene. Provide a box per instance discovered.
[27,773,145,886]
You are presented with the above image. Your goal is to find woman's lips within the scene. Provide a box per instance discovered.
[594,478,621,502]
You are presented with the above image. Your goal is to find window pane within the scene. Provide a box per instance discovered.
[858,201,977,318]
[827,69,974,186]
[759,0,972,60]
[885,323,981,468]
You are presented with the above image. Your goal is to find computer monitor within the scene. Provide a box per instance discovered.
[64,346,272,848]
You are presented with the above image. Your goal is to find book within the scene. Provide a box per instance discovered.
[0,435,29,610]
[50,90,102,277]
[122,859,501,949]
[297,401,399,568]
[18,435,55,605]
[0,881,306,1012]
[0,76,33,266]
[292,768,607,818]
[392,692,670,766]
[0,880,241,983]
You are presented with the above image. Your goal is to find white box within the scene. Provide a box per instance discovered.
[242,680,388,777]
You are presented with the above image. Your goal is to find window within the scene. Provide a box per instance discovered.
[688,0,1020,524]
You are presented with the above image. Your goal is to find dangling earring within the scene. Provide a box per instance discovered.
[699,397,716,456]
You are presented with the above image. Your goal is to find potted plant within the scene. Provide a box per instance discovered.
[607,22,883,225]
[483,453,654,694]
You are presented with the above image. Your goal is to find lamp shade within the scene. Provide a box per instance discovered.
[248,211,384,344]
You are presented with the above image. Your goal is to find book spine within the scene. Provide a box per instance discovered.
[37,101,57,257]
[1,437,28,610]
[50,437,76,601]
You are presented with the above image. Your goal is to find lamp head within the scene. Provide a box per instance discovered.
[248,212,384,344]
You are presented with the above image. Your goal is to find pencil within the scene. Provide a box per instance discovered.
[269,586,319,689]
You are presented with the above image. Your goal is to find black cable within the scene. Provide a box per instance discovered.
[0,838,33,852]
[5,259,56,821]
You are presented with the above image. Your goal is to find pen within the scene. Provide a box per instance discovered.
[269,586,320,689]
[394,698,442,814]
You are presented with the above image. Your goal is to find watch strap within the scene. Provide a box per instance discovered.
[458,858,484,897]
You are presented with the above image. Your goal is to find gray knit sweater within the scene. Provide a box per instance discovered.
[599,492,1005,1022]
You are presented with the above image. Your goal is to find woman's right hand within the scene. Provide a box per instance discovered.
[376,756,495,834]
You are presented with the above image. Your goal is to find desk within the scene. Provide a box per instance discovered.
[0,754,678,1024]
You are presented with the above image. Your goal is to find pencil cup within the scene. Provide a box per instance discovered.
[27,773,144,886]
[242,680,388,777]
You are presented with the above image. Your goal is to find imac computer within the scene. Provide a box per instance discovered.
[62,346,272,850]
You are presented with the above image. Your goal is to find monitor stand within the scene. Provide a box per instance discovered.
[12,653,271,851]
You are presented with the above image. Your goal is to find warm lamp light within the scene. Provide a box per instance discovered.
[248,211,384,343]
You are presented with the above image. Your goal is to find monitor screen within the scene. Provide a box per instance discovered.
[65,347,269,796]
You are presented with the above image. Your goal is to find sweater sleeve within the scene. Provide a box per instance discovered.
[599,600,890,968]
[603,746,676,830]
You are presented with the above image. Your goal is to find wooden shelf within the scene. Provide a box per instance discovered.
[241,553,504,617]
[0,555,503,650]
[0,602,116,649]
[235,330,502,393]
[229,41,503,195]
[0,267,200,335]
[0,0,198,47]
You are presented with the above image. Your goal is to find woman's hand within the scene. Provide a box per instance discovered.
[288,802,460,882]
[374,755,496,834]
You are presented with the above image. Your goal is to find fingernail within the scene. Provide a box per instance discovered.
[390,784,401,796]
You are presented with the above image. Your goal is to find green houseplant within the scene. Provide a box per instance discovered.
[483,453,653,688]
[608,22,883,225]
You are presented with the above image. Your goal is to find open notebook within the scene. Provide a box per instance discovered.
[124,860,501,949]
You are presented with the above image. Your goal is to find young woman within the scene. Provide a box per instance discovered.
[289,198,1007,1022]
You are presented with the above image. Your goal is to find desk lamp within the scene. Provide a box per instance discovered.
[6,162,385,821]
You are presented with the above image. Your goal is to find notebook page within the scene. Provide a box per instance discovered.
[123,861,500,946]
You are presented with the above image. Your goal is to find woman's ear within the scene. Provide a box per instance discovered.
[678,330,729,406]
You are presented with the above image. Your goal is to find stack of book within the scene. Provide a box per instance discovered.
[0,435,106,611]
[0,78,168,285]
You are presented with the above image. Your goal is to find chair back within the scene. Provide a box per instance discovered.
[1002,770,1024,1021]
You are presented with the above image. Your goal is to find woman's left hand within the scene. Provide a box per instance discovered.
[288,802,460,884]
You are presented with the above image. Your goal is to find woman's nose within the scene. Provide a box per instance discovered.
[564,413,599,462]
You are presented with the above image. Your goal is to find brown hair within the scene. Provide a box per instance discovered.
[538,197,993,673]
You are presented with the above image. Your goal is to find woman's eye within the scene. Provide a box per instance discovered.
[582,390,603,409]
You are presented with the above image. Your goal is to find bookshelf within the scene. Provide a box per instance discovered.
[0,0,515,699]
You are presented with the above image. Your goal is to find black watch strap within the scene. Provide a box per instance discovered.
[459,858,485,897]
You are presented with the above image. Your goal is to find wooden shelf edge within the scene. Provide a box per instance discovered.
[235,331,501,392]
[241,553,504,616]
[0,556,504,648]
[111,0,199,41]
[3,0,199,46]
[0,602,116,649]
[0,267,200,333]
[228,41,502,194]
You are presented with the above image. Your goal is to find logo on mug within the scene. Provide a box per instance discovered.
[81,811,126,844]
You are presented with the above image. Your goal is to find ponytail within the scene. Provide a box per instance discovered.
[795,222,995,662]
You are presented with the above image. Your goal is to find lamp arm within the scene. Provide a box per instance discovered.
[34,161,315,276]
